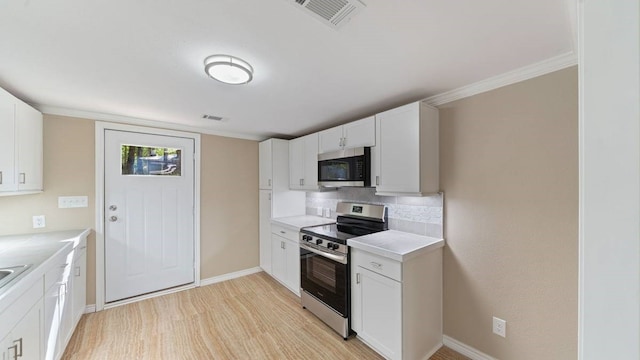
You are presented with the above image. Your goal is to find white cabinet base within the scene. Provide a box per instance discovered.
[351,247,443,360]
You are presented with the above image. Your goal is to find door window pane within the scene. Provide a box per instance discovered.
[121,145,181,176]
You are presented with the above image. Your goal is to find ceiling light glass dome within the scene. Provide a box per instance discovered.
[204,55,253,85]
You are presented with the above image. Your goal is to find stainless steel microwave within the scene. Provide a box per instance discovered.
[317,147,371,187]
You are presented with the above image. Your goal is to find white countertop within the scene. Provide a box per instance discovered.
[348,230,444,262]
[271,215,335,231]
[0,229,90,307]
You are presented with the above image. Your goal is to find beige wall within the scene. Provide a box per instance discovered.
[200,134,259,278]
[0,115,259,305]
[439,67,578,359]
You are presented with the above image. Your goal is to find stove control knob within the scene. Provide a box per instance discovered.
[303,235,311,241]
[316,239,323,245]
[328,243,336,250]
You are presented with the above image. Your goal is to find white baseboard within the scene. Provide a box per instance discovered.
[443,335,498,360]
[199,267,262,287]
[84,304,96,314]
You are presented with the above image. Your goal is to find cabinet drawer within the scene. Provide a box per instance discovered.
[353,249,401,282]
[73,236,87,261]
[44,250,72,290]
[271,224,298,242]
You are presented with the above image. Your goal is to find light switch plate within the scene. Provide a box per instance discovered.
[58,196,89,208]
[493,316,506,337]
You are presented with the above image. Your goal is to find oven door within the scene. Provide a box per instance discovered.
[300,244,349,317]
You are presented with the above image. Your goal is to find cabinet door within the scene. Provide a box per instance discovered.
[0,89,16,192]
[318,125,344,154]
[15,102,43,191]
[343,116,375,149]
[259,140,272,189]
[288,138,304,189]
[271,234,286,284]
[57,264,73,358]
[376,103,420,193]
[301,133,318,189]
[9,299,43,360]
[259,190,273,274]
[43,284,60,359]
[355,267,402,360]
[72,249,87,326]
[283,238,300,295]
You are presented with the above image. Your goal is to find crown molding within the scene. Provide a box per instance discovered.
[35,105,264,141]
[424,51,578,107]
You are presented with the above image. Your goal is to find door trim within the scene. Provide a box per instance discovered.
[95,122,201,311]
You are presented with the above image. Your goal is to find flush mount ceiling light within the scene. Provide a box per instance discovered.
[204,55,253,85]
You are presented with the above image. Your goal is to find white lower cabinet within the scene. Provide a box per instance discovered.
[351,248,443,360]
[71,246,87,326]
[270,224,300,295]
[0,279,44,360]
[2,298,43,360]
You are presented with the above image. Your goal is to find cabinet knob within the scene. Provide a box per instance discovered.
[109,216,118,222]
[109,205,117,211]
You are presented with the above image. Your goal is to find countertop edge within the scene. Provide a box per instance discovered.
[0,229,91,313]
[348,232,445,262]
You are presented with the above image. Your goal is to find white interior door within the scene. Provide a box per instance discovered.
[104,130,195,303]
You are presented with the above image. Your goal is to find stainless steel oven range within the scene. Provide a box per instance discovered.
[299,202,387,339]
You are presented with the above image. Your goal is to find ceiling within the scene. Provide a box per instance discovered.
[0,0,575,140]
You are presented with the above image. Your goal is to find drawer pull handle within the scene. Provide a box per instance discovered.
[75,266,81,276]
[80,246,87,250]
[280,230,286,234]
[8,343,18,360]
[60,263,70,268]
[14,337,23,357]
[356,273,361,284]
[370,261,382,269]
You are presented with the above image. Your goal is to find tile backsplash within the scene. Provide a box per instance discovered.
[306,188,443,238]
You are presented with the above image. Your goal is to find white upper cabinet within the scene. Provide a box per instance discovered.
[373,101,439,196]
[318,116,375,153]
[289,133,318,190]
[16,101,43,192]
[0,87,43,195]
[0,89,16,192]
[258,140,272,189]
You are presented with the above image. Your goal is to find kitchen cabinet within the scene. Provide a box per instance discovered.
[0,278,44,360]
[373,101,439,196]
[0,87,43,195]
[258,139,305,274]
[71,240,87,335]
[258,140,273,189]
[43,236,87,359]
[289,133,318,190]
[351,247,442,360]
[318,116,375,153]
[270,224,300,295]
[259,190,273,274]
[1,299,43,360]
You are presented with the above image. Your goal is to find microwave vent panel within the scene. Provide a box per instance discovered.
[288,0,365,29]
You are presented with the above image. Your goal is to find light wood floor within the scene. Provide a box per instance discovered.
[63,272,469,359]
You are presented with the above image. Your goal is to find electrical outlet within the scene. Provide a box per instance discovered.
[324,208,331,218]
[32,215,46,229]
[316,207,323,216]
[493,316,506,337]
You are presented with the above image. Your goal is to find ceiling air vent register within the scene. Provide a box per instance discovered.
[289,0,365,29]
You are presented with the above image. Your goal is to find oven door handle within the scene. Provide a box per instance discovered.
[300,243,348,265]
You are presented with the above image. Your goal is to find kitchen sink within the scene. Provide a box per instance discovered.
[0,265,31,290]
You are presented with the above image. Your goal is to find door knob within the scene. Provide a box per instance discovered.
[109,216,118,222]
[109,205,117,211]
